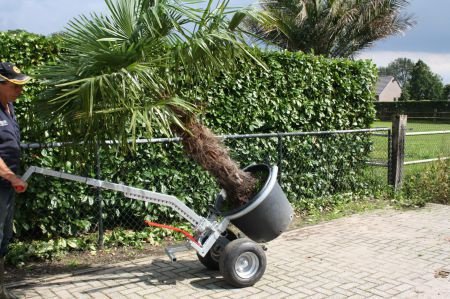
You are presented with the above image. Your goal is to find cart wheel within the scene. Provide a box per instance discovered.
[197,229,237,270]
[219,238,266,288]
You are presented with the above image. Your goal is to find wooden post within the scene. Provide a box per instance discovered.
[390,115,407,190]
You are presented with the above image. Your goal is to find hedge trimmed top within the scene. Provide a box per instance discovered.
[1,30,377,142]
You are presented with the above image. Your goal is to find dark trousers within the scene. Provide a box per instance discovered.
[0,187,15,258]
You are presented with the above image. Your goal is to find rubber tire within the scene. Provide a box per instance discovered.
[219,238,266,288]
[197,230,237,270]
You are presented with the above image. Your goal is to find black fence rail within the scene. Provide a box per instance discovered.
[375,101,450,122]
[21,127,390,187]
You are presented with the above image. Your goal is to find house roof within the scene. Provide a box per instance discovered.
[376,76,395,95]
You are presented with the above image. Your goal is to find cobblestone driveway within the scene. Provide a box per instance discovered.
[8,204,450,298]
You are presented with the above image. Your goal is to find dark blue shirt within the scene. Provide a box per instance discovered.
[0,102,21,187]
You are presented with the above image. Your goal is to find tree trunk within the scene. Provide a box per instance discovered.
[174,117,257,206]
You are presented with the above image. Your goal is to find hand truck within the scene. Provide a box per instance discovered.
[21,165,282,287]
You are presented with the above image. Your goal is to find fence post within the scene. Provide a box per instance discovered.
[389,115,407,191]
[387,129,392,185]
[95,143,104,249]
[277,133,283,184]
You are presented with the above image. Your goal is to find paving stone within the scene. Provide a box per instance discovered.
[7,204,450,298]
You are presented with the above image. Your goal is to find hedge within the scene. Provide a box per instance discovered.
[1,31,377,240]
[375,101,450,121]
[0,31,60,142]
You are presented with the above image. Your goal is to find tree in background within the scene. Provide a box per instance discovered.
[380,58,447,101]
[407,60,444,101]
[442,84,450,101]
[398,82,411,101]
[244,0,415,57]
[35,0,273,206]
[378,57,415,87]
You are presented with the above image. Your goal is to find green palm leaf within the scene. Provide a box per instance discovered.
[36,0,264,148]
[245,0,416,57]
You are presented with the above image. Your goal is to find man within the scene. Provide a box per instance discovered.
[0,62,29,299]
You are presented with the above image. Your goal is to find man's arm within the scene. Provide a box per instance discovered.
[0,157,27,193]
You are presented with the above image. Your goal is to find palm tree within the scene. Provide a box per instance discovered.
[245,0,416,57]
[35,0,272,206]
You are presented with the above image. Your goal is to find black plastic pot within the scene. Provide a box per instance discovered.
[215,164,293,243]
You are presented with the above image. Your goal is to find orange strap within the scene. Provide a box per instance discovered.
[144,220,201,246]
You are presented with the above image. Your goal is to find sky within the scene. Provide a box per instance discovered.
[1,0,449,84]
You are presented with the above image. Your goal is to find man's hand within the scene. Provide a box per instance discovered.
[7,174,27,193]
[1,158,27,192]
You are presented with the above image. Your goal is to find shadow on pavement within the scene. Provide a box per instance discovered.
[14,257,236,296]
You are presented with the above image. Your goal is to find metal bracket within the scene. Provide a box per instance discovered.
[165,243,192,262]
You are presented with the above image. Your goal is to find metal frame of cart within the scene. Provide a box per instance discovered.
[21,165,289,287]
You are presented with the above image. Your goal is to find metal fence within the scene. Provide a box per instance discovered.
[370,116,450,189]
[404,130,450,165]
[17,128,390,244]
[393,116,449,188]
[21,128,391,187]
[16,120,448,244]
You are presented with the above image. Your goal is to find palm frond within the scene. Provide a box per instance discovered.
[36,0,261,150]
[244,0,416,57]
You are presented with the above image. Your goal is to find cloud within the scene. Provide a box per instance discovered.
[357,51,450,85]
